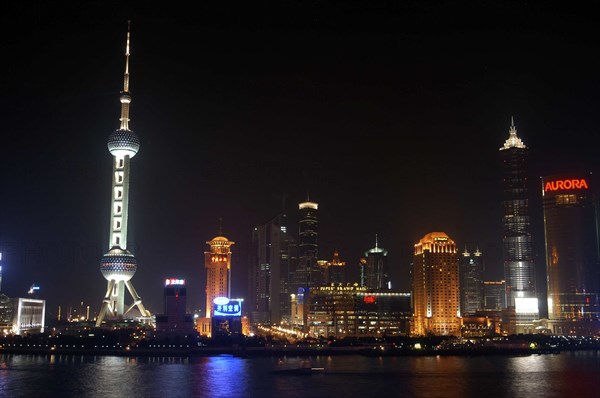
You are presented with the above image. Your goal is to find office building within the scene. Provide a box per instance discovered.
[542,173,600,335]
[291,200,323,290]
[412,232,461,336]
[459,247,483,316]
[362,236,390,290]
[248,212,297,326]
[319,250,346,285]
[483,280,507,310]
[307,284,411,338]
[155,278,195,337]
[499,117,539,322]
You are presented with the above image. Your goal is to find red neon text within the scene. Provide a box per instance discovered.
[544,179,589,192]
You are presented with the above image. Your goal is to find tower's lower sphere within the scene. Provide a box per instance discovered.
[100,247,137,281]
[107,128,140,157]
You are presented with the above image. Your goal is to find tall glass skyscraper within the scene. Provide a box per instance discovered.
[292,200,323,288]
[459,247,483,316]
[542,173,600,334]
[499,118,538,318]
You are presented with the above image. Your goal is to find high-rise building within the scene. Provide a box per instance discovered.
[320,250,346,285]
[96,23,150,326]
[412,232,461,336]
[291,200,323,289]
[155,278,195,337]
[307,285,411,338]
[248,212,297,326]
[541,173,600,334]
[459,247,483,316]
[499,117,539,318]
[204,234,234,318]
[362,236,390,290]
[483,280,507,310]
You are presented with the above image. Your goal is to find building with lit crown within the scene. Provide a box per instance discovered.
[291,200,323,290]
[204,234,235,318]
[459,246,483,316]
[319,250,346,285]
[483,280,507,310]
[361,236,390,290]
[155,278,195,338]
[96,23,150,326]
[412,232,461,336]
[542,173,600,335]
[499,117,538,329]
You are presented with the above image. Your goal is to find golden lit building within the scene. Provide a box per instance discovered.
[412,232,461,336]
[204,235,235,318]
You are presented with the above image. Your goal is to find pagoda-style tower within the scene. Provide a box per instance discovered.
[499,117,538,318]
[204,234,235,318]
[96,23,150,326]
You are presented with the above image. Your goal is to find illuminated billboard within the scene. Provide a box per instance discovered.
[165,278,185,286]
[515,297,539,314]
[544,178,589,192]
[213,297,242,317]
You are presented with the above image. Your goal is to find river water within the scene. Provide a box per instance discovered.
[1,351,598,397]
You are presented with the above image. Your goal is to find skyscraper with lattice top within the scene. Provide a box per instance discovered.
[499,117,538,324]
[96,22,150,326]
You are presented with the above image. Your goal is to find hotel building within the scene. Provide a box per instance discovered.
[412,232,461,336]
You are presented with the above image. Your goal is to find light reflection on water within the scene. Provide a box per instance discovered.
[1,351,599,398]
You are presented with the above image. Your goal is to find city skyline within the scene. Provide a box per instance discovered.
[1,2,599,317]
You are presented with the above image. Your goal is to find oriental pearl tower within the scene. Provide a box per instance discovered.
[96,22,150,326]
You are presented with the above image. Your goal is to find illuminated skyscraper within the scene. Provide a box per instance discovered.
[459,246,483,316]
[499,117,538,318]
[292,200,323,289]
[362,236,390,290]
[96,23,150,326]
[248,212,297,325]
[412,232,460,336]
[320,250,346,285]
[204,234,234,318]
[542,173,600,334]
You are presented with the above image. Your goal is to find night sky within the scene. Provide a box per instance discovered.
[1,2,598,318]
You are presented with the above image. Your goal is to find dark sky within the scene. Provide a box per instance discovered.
[1,1,599,318]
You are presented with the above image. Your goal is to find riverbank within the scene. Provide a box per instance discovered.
[0,344,576,358]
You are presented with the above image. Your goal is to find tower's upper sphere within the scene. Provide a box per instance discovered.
[107,128,140,158]
[100,247,137,281]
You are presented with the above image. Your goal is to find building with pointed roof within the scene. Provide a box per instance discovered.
[499,117,539,331]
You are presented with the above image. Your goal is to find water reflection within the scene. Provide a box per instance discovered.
[1,352,599,397]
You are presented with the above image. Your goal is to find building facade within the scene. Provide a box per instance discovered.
[307,284,411,338]
[248,212,298,326]
[483,280,507,310]
[319,250,346,285]
[412,232,461,336]
[155,278,195,338]
[499,118,539,318]
[362,237,390,290]
[459,247,483,316]
[542,173,600,334]
[291,200,323,292]
[204,235,234,318]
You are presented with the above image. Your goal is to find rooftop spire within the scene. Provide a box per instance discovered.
[119,21,132,131]
[375,234,379,249]
[499,115,526,150]
[123,20,131,93]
